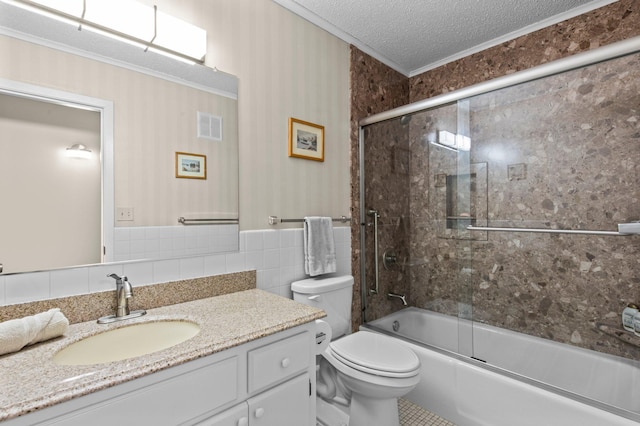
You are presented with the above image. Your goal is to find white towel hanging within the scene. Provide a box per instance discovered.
[303,216,337,277]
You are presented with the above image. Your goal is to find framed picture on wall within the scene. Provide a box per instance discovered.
[288,117,324,162]
[176,152,207,179]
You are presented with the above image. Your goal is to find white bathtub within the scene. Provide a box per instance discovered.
[361,307,640,426]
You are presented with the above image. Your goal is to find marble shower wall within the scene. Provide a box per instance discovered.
[350,0,640,356]
[414,52,640,360]
[408,0,640,101]
[360,119,412,321]
[350,47,408,329]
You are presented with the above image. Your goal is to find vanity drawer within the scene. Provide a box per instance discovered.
[247,331,309,393]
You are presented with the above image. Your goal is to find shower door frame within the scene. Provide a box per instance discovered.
[358,35,640,324]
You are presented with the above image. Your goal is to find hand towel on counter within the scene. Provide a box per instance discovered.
[304,216,337,277]
[0,308,69,356]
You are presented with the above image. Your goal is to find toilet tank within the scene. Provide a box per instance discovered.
[291,275,353,339]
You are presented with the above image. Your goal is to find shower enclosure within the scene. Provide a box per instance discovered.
[359,37,640,420]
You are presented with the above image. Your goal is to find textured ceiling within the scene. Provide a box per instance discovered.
[273,0,616,76]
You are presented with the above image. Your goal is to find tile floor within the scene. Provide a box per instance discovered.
[399,398,456,426]
[316,398,455,426]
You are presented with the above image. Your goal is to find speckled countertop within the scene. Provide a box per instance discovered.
[0,289,325,422]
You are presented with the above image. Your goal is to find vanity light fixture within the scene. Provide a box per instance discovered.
[7,0,207,64]
[65,143,92,159]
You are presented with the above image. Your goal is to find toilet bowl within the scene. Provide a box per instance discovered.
[323,331,420,426]
[292,275,421,426]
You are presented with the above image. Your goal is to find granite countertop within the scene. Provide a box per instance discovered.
[0,289,325,422]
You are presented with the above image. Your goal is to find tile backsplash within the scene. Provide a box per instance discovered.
[113,224,239,262]
[0,227,351,306]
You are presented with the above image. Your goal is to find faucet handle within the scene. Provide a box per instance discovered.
[107,273,123,282]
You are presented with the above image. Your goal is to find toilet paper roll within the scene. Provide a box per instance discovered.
[314,319,332,355]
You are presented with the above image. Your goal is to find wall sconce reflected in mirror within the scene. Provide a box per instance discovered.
[65,143,92,159]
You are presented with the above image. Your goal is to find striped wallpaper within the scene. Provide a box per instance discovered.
[1,0,351,232]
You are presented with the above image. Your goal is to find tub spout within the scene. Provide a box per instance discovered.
[388,292,408,306]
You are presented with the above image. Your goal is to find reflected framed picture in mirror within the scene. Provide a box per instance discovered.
[176,152,207,179]
[288,117,324,162]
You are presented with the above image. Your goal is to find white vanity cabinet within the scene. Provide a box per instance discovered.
[4,323,316,426]
[197,329,312,426]
[198,373,310,426]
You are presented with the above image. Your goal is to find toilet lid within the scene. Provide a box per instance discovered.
[329,332,420,378]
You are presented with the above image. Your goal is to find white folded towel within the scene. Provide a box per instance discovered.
[0,308,69,356]
[304,216,337,277]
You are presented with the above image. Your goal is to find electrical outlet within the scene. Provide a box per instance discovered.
[116,207,134,221]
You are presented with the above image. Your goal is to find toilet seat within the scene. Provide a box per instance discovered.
[328,332,420,378]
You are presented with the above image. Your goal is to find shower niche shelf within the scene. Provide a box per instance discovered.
[434,162,488,241]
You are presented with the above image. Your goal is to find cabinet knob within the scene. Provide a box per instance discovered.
[281,357,291,368]
[255,407,265,418]
[237,418,248,426]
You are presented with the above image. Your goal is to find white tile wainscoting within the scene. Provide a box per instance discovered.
[0,227,352,306]
[113,224,240,262]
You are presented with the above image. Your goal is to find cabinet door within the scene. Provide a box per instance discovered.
[248,373,310,426]
[43,356,239,426]
[196,403,248,426]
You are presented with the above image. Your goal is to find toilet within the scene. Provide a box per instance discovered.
[292,275,420,426]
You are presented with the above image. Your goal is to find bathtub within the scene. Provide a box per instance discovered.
[361,307,640,426]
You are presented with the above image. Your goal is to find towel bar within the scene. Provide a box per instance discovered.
[178,217,239,225]
[268,215,351,225]
[467,223,640,236]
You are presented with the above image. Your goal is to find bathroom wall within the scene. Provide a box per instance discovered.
[0,227,351,305]
[349,47,409,328]
[408,55,640,360]
[2,0,352,231]
[409,0,640,102]
[351,0,640,356]
[0,0,352,305]
[465,55,640,359]
[180,0,352,231]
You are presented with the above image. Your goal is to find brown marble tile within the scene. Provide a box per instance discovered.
[350,46,409,330]
[350,0,640,360]
[409,0,640,102]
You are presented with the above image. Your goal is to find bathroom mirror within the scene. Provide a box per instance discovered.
[0,85,107,274]
[0,3,239,275]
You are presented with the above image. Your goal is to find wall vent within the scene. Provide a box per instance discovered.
[197,111,223,141]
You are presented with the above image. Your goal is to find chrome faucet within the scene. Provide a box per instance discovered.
[109,273,132,317]
[388,292,408,306]
[97,274,146,324]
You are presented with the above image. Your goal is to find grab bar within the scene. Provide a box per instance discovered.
[467,223,640,236]
[178,217,239,225]
[368,209,380,295]
[268,215,351,225]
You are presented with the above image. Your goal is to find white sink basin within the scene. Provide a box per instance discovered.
[53,320,200,365]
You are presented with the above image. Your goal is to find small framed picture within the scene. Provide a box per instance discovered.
[176,152,206,179]
[288,117,324,162]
